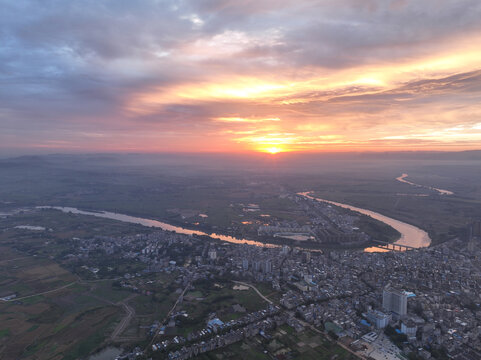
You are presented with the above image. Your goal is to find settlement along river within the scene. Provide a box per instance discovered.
[38,206,273,247]
[298,192,431,252]
[40,193,431,252]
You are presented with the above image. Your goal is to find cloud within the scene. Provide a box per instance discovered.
[1,0,481,152]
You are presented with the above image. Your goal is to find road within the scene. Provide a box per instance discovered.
[145,281,191,351]
[0,275,139,342]
[0,256,31,265]
[233,281,362,359]
[232,280,273,304]
[0,277,123,302]
[296,317,364,359]
[0,281,77,302]
[111,294,138,341]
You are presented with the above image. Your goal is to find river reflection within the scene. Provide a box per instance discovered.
[298,192,431,252]
[396,173,453,195]
[38,206,277,248]
[39,194,431,253]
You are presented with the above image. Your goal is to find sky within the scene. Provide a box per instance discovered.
[2,0,481,154]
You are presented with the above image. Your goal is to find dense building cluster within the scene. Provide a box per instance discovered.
[56,216,481,360]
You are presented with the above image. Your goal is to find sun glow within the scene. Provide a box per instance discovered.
[120,33,481,152]
[262,146,284,154]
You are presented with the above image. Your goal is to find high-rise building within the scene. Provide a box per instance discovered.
[242,259,249,271]
[467,220,480,252]
[383,286,408,316]
[302,251,311,263]
[263,260,272,273]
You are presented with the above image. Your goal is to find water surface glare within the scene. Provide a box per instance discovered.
[38,206,275,248]
[396,173,453,195]
[39,196,431,253]
[298,192,431,252]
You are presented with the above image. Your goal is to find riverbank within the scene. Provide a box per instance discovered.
[38,196,431,252]
[396,173,454,195]
[298,192,431,250]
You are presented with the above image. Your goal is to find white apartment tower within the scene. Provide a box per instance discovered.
[382,285,408,316]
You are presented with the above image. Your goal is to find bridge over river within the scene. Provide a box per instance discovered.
[40,192,431,253]
[298,192,431,252]
[369,240,417,252]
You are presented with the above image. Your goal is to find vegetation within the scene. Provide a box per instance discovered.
[384,325,408,348]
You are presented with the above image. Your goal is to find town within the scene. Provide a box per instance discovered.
[6,206,476,360]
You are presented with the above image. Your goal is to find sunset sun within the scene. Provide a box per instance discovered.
[263,146,284,154]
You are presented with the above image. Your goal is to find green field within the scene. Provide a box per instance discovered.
[170,279,268,337]
[0,255,123,360]
[0,214,151,360]
[195,326,357,360]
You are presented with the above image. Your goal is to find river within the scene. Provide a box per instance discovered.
[298,192,431,252]
[396,173,453,195]
[37,206,275,248]
[39,195,431,252]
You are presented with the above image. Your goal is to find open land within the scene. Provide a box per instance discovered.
[1,153,481,359]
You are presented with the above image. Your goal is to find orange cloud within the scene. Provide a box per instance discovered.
[4,0,481,153]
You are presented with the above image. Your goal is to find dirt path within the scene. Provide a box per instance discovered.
[232,280,273,304]
[111,294,138,341]
[0,276,124,303]
[0,281,77,302]
[0,256,31,264]
[146,282,191,351]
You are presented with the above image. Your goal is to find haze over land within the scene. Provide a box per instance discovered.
[1,151,481,360]
[1,151,480,245]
